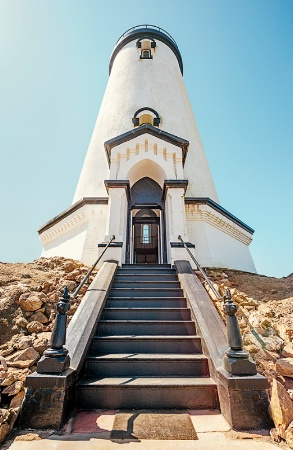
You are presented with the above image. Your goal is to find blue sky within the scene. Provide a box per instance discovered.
[1,0,292,277]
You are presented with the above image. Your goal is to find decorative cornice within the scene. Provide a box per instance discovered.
[104,124,189,167]
[184,197,254,234]
[162,180,188,202]
[104,180,131,201]
[38,197,108,234]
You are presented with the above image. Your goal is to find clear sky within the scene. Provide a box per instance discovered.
[1,0,292,277]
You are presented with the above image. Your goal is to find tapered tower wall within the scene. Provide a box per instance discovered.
[73,34,218,202]
[39,26,256,273]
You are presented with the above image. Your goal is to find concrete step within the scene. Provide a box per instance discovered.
[109,288,184,297]
[97,320,196,336]
[91,335,203,354]
[114,274,178,282]
[106,297,187,308]
[118,267,174,275]
[76,377,219,410]
[122,264,172,268]
[101,308,191,321]
[112,281,181,289]
[84,354,209,377]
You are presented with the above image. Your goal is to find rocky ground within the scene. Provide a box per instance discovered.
[0,257,97,444]
[204,268,293,447]
[0,259,292,447]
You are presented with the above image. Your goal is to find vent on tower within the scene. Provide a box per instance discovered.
[132,107,160,127]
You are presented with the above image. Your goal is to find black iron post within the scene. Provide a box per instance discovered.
[223,289,257,375]
[37,287,70,374]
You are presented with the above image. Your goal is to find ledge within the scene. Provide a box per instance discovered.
[98,242,123,248]
[162,180,188,201]
[104,180,131,201]
[38,197,108,234]
[170,242,195,248]
[185,197,254,234]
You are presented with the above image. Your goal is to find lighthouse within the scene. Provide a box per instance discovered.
[39,25,256,272]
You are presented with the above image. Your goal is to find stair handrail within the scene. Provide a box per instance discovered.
[73,235,115,298]
[37,235,116,374]
[177,236,272,357]
[178,235,223,301]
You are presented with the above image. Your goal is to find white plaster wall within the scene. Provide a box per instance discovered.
[73,37,219,203]
[40,204,108,265]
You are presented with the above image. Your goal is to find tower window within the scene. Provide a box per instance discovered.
[140,49,152,59]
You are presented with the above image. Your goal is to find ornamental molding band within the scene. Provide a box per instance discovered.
[40,210,89,245]
[185,203,253,245]
[38,197,108,235]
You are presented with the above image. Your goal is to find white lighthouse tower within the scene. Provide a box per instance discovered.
[39,25,256,273]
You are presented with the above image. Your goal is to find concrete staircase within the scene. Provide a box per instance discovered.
[76,264,220,410]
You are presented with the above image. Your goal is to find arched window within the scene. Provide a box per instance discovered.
[141,49,152,59]
[142,224,151,243]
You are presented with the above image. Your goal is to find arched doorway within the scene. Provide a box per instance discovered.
[128,177,166,264]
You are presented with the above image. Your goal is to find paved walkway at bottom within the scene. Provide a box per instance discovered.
[4,410,289,450]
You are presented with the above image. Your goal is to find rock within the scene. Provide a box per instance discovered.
[276,359,293,378]
[26,321,44,334]
[48,291,60,301]
[285,421,293,449]
[248,311,271,335]
[2,367,31,382]
[10,390,25,408]
[0,344,14,357]
[0,372,17,386]
[14,336,34,350]
[283,344,293,358]
[2,380,23,396]
[64,269,81,281]
[32,332,51,354]
[30,311,49,324]
[0,409,10,425]
[258,304,275,317]
[15,316,29,329]
[19,294,43,312]
[270,428,281,442]
[5,347,39,369]
[262,335,284,353]
[0,422,11,444]
[63,261,80,273]
[269,378,293,438]
[273,317,293,344]
[62,280,77,292]
[14,433,41,441]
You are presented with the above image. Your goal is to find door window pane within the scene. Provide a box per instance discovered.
[142,224,150,243]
